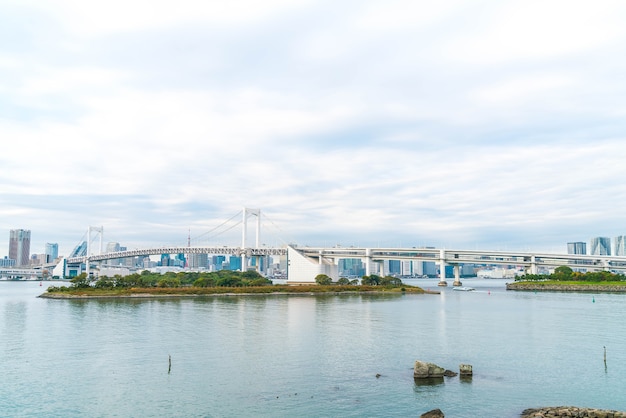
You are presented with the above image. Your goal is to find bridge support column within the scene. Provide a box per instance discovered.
[530,255,537,275]
[438,249,447,286]
[241,208,260,272]
[452,264,462,287]
[364,248,372,277]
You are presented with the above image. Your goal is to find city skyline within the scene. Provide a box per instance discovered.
[2,1,626,257]
[4,225,626,266]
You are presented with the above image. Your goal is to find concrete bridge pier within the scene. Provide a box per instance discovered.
[452,264,462,287]
[438,249,447,287]
[364,248,372,277]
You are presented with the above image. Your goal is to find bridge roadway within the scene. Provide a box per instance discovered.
[64,245,626,285]
[296,246,626,271]
[66,246,287,264]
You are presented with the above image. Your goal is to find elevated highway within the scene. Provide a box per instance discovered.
[290,246,626,285]
[58,245,626,285]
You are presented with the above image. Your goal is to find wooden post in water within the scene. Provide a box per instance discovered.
[168,354,172,374]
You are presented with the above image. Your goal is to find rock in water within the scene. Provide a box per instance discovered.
[413,361,446,378]
[459,364,473,376]
[420,408,445,417]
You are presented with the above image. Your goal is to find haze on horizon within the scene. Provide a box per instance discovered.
[2,0,626,258]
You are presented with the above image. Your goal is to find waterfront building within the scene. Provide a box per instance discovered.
[567,242,586,255]
[30,253,48,266]
[614,236,626,256]
[9,229,31,266]
[590,237,611,255]
[45,243,59,263]
[0,256,16,267]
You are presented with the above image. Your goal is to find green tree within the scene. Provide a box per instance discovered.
[361,274,381,286]
[216,275,242,287]
[157,278,181,288]
[315,274,332,285]
[94,276,115,289]
[380,276,403,287]
[553,266,574,280]
[70,273,90,288]
[242,270,263,280]
[194,277,217,287]
[336,277,351,285]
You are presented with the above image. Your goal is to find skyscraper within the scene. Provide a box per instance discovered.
[9,229,31,266]
[590,237,611,256]
[614,236,626,256]
[45,243,59,263]
[567,242,586,255]
[106,242,121,265]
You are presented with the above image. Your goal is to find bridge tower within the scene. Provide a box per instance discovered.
[85,226,103,278]
[241,208,261,272]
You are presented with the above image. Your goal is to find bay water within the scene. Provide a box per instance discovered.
[1,279,624,417]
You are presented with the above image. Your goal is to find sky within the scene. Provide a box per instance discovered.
[2,0,626,258]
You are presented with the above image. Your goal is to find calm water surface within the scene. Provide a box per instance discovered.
[1,279,625,417]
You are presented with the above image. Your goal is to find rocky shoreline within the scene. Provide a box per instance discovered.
[506,282,626,292]
[520,406,626,417]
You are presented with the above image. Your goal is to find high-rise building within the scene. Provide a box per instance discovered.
[9,229,31,266]
[189,253,209,269]
[106,242,121,265]
[388,260,401,275]
[590,237,611,256]
[229,256,242,271]
[212,255,226,270]
[614,236,626,256]
[567,242,586,255]
[45,243,59,263]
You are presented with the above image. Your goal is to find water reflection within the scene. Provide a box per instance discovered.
[413,377,445,387]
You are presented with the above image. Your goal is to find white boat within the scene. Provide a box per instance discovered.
[452,286,475,291]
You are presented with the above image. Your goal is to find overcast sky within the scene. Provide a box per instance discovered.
[2,0,626,258]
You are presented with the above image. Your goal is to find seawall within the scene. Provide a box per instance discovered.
[506,282,626,292]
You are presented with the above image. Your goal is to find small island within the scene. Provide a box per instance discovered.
[41,271,426,298]
[507,266,626,292]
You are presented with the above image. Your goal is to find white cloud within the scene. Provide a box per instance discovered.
[445,0,626,66]
[2,0,626,257]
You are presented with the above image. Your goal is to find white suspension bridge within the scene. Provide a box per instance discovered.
[6,208,626,285]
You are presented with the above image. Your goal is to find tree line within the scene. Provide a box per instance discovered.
[48,271,408,292]
[315,274,403,287]
[49,270,272,292]
[516,266,626,282]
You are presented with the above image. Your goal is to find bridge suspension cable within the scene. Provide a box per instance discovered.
[261,212,296,246]
[191,210,243,244]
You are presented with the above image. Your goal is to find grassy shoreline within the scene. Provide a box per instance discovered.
[507,281,626,292]
[40,284,428,299]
